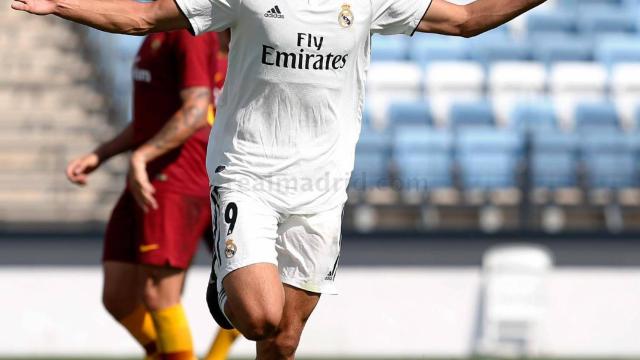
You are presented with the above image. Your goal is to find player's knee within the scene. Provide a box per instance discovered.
[272,332,300,357]
[102,292,132,319]
[141,288,161,311]
[101,293,117,316]
[141,286,179,312]
[237,310,280,341]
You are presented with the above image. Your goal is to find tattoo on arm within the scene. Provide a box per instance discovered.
[150,87,211,151]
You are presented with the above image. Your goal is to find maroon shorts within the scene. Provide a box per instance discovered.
[103,188,212,269]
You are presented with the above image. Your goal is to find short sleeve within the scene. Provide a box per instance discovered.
[174,0,237,35]
[173,31,214,90]
[370,0,432,35]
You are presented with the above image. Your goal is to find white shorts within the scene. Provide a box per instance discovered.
[210,186,343,295]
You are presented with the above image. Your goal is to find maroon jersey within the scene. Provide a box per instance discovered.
[131,30,218,197]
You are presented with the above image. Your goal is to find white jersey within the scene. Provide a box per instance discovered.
[176,0,431,213]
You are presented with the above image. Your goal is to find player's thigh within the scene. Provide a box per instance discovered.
[210,187,283,332]
[102,190,138,265]
[277,205,343,295]
[102,261,143,319]
[102,191,143,318]
[223,263,284,336]
[137,191,210,309]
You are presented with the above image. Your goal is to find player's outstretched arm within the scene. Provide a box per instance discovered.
[417,0,545,37]
[11,0,188,35]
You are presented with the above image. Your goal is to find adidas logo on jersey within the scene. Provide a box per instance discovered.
[264,5,284,19]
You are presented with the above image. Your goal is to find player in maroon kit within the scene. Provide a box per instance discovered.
[66,30,224,359]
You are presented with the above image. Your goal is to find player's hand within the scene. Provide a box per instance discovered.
[66,153,100,186]
[128,153,158,212]
[11,0,57,15]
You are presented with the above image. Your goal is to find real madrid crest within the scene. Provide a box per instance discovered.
[338,4,354,28]
[225,239,237,258]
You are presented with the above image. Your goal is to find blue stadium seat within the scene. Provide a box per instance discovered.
[526,11,577,35]
[531,131,579,188]
[623,0,640,9]
[469,39,532,65]
[580,129,634,150]
[466,28,510,46]
[595,36,640,67]
[510,101,558,132]
[574,102,620,131]
[393,127,454,190]
[532,154,578,189]
[370,35,409,62]
[361,106,373,130]
[450,101,496,129]
[394,126,453,153]
[409,34,468,64]
[559,0,625,8]
[627,130,640,155]
[456,129,523,189]
[586,154,637,188]
[356,129,391,152]
[635,104,640,128]
[457,129,522,152]
[459,153,520,189]
[388,101,433,128]
[577,6,638,36]
[352,130,391,188]
[531,33,593,64]
[531,130,580,151]
[580,131,638,188]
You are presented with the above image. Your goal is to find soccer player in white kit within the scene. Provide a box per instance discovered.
[13,0,546,357]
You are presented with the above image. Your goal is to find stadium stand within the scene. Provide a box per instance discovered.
[489,61,547,124]
[409,33,468,64]
[423,61,485,124]
[510,100,558,132]
[387,101,433,128]
[456,129,522,200]
[352,0,640,232]
[366,61,422,128]
[352,129,392,190]
[610,63,640,128]
[530,130,580,203]
[393,126,454,192]
[0,9,125,229]
[450,100,496,129]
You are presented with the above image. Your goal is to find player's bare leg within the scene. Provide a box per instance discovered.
[103,261,141,318]
[222,263,285,341]
[103,261,159,358]
[139,265,185,311]
[256,285,320,360]
[140,265,196,360]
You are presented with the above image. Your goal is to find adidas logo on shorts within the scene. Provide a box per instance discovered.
[264,5,284,19]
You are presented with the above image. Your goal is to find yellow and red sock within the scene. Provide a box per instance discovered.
[204,329,241,360]
[119,305,158,358]
[151,304,195,360]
